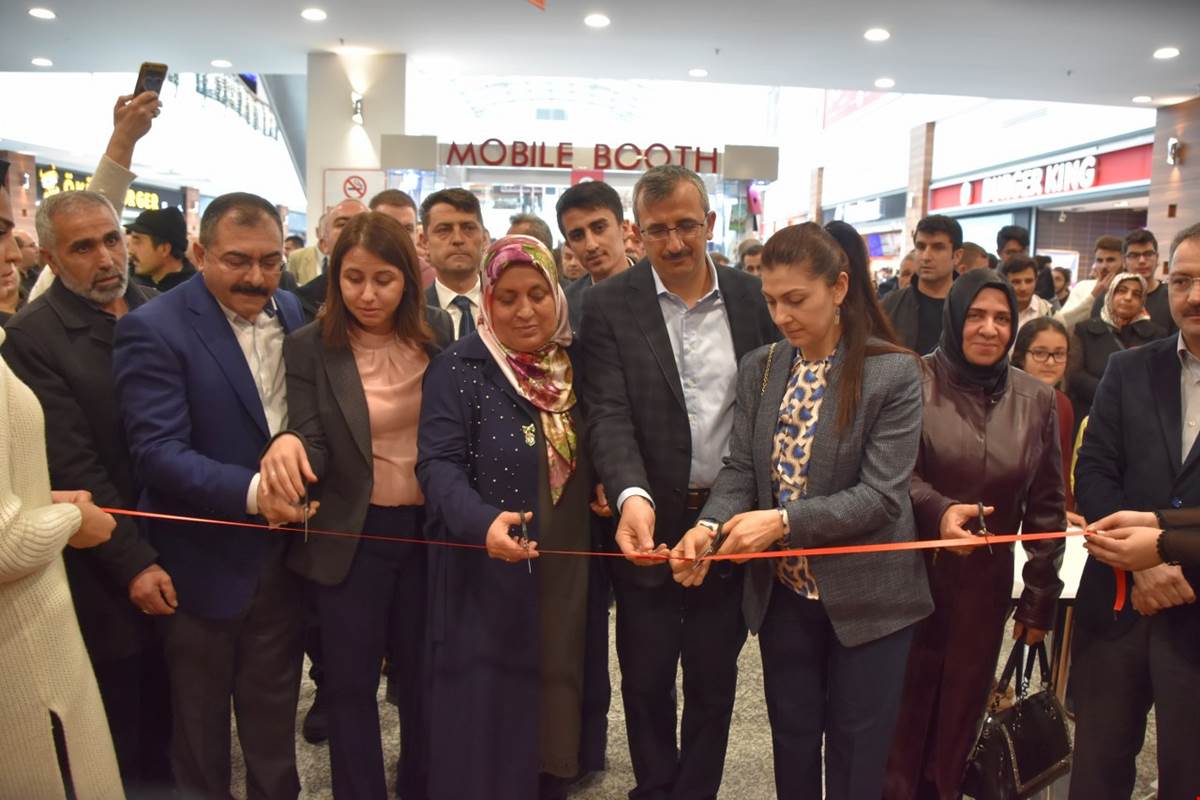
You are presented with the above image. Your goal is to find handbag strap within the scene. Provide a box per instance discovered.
[760,341,778,397]
[1022,640,1053,692]
[997,639,1027,698]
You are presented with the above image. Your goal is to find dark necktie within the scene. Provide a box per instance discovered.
[451,295,476,339]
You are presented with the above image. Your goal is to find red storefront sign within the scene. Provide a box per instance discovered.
[445,139,722,174]
[929,143,1152,211]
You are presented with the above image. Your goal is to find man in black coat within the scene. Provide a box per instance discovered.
[1070,223,1200,799]
[880,215,961,354]
[556,180,634,334]
[2,189,171,792]
[579,165,778,799]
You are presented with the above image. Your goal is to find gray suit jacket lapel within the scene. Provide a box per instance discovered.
[324,346,372,467]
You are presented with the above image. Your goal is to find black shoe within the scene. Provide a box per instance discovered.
[302,692,328,744]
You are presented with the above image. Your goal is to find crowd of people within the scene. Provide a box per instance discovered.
[0,89,1198,800]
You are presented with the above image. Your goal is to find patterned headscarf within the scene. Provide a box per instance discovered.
[478,235,577,504]
[1101,272,1150,330]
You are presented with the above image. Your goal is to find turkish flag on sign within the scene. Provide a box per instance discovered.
[528,0,545,8]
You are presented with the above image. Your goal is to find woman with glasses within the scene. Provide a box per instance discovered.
[1012,316,1084,526]
[259,212,453,798]
[417,235,599,800]
[1070,272,1167,422]
[883,269,1065,800]
[669,221,931,800]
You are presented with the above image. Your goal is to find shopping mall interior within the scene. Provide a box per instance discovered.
[1,2,1198,799]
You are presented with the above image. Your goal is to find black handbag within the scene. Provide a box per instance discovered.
[962,640,1072,800]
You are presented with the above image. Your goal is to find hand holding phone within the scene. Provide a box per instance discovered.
[134,61,168,97]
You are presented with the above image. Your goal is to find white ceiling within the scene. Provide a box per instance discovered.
[1,0,1197,107]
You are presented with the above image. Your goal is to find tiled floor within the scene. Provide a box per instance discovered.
[232,617,1159,799]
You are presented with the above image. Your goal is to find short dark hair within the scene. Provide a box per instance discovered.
[1034,254,1052,271]
[914,215,963,250]
[1052,266,1072,285]
[1011,316,1069,372]
[1001,254,1038,278]
[285,234,305,248]
[508,213,554,250]
[711,252,731,267]
[996,225,1030,253]
[960,242,988,263]
[370,189,417,213]
[419,188,482,229]
[1123,228,1158,255]
[1170,222,1200,265]
[198,192,281,248]
[554,181,624,235]
[1094,235,1123,254]
[321,212,431,350]
[742,243,764,258]
[987,253,1000,270]
[633,165,709,224]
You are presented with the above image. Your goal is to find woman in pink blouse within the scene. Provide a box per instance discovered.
[260,212,452,799]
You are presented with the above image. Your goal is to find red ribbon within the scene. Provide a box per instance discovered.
[100,507,1086,562]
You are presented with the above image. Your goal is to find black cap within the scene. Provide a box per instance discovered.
[126,206,188,252]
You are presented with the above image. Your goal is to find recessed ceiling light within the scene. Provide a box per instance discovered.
[1132,95,1153,103]
[31,57,53,67]
[688,68,708,78]
[1153,46,1180,60]
[864,27,890,42]
[28,7,56,19]
[210,59,232,69]
[874,77,896,89]
[301,7,327,21]
[584,13,610,28]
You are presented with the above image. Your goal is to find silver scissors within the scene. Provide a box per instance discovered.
[302,490,310,543]
[977,501,993,553]
[511,512,532,574]
[691,523,725,574]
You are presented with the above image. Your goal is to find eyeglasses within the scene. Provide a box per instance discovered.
[1168,275,1200,295]
[1028,349,1068,364]
[1125,249,1158,262]
[215,251,284,273]
[640,220,706,242]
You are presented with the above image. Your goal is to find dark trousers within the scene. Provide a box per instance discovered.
[758,586,913,800]
[163,552,303,800]
[317,505,428,800]
[613,561,747,800]
[1069,614,1200,800]
[91,646,174,795]
[579,513,614,774]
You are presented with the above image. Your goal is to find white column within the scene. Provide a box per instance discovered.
[304,51,407,237]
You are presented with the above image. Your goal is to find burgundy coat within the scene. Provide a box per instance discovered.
[884,350,1066,800]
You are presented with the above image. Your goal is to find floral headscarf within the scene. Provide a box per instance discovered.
[478,235,577,504]
[1101,272,1150,330]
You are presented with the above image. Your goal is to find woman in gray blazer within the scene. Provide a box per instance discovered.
[670,221,932,800]
[259,212,452,799]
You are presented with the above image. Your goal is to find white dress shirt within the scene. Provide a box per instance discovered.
[217,299,287,514]
[433,278,482,339]
[1179,334,1200,464]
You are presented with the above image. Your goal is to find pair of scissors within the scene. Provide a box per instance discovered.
[302,490,310,543]
[976,501,993,553]
[691,523,726,574]
[510,511,532,574]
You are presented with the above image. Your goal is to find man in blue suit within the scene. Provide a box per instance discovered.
[113,192,309,799]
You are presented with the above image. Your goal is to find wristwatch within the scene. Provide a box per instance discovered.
[697,519,720,533]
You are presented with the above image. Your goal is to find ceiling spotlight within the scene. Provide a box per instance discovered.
[1153,46,1180,60]
[864,28,890,42]
[689,68,709,78]
[210,59,232,69]
[874,77,896,89]
[1132,95,1153,103]
[351,91,364,126]
[301,7,327,21]
[28,7,56,19]
[584,13,610,28]
[31,57,53,67]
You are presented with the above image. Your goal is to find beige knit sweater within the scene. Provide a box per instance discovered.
[0,329,123,799]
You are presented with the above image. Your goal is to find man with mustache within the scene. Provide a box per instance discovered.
[421,188,486,340]
[1,189,171,793]
[113,193,309,799]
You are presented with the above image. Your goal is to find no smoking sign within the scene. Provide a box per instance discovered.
[323,169,386,212]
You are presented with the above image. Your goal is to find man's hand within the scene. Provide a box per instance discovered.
[939,503,994,556]
[129,564,178,615]
[1090,269,1116,298]
[106,92,160,168]
[670,526,716,587]
[260,433,317,505]
[614,496,664,566]
[257,479,318,528]
[590,484,613,519]
[485,511,539,563]
[717,510,786,563]
[1130,564,1196,616]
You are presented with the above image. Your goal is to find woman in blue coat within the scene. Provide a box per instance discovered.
[417,235,593,800]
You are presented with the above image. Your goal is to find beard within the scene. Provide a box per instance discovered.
[58,264,129,306]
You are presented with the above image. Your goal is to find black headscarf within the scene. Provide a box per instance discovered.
[936,267,1018,391]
